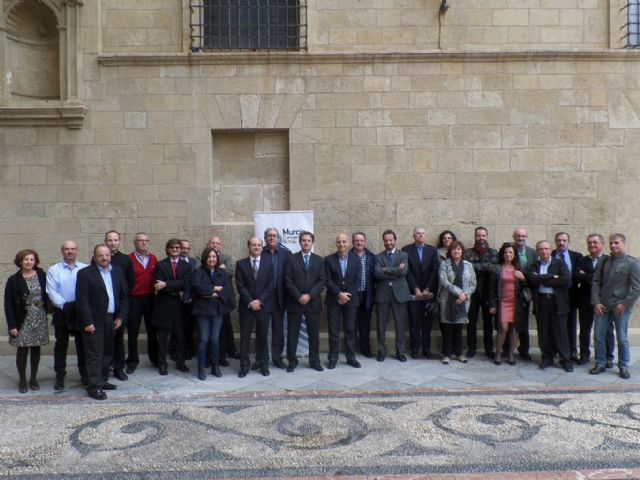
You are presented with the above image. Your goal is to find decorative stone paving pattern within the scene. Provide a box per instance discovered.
[2,388,640,478]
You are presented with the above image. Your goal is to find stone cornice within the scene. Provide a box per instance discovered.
[97,49,640,66]
[0,103,88,129]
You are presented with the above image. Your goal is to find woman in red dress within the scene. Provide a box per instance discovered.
[489,243,528,366]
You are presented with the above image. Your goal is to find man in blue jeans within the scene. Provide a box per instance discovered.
[590,233,640,379]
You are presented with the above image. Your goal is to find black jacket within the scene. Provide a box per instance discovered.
[526,258,571,315]
[190,266,233,317]
[4,268,48,331]
[75,264,129,329]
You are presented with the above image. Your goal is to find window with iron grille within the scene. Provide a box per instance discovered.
[190,0,307,51]
[625,0,640,47]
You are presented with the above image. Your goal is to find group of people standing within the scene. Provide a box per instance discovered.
[4,225,639,399]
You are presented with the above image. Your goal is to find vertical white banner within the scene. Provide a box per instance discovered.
[254,211,314,357]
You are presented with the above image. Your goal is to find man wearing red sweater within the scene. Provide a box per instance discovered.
[125,232,158,373]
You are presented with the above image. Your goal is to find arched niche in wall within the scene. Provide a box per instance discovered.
[5,0,60,99]
[0,0,87,128]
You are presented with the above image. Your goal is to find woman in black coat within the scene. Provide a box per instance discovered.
[4,249,49,393]
[190,246,233,380]
[489,242,529,366]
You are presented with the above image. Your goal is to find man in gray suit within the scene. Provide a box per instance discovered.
[374,229,410,362]
[590,233,640,379]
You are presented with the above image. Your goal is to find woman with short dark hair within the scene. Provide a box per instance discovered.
[4,249,49,393]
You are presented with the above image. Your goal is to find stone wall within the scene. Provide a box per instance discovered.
[1,0,640,343]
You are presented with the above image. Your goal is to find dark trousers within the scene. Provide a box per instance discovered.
[355,292,373,355]
[158,319,186,368]
[408,299,434,354]
[126,295,157,368]
[566,303,579,358]
[441,323,463,357]
[240,312,269,370]
[578,302,614,361]
[467,292,494,353]
[327,303,357,362]
[375,298,407,356]
[112,321,126,370]
[270,303,286,362]
[287,311,320,366]
[219,313,237,359]
[536,294,572,365]
[83,314,114,389]
[517,302,531,356]
[52,309,87,381]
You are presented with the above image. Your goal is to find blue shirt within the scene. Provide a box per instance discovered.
[538,258,554,294]
[134,252,149,268]
[46,260,88,310]
[98,264,116,314]
[338,254,348,277]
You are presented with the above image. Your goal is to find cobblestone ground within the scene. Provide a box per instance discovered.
[2,352,640,479]
[2,386,640,479]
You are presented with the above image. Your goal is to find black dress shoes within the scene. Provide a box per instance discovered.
[410,351,418,359]
[422,351,433,359]
[327,360,337,369]
[251,362,261,371]
[605,360,614,369]
[29,380,40,391]
[589,365,606,375]
[396,354,407,362]
[219,358,230,367]
[18,379,28,393]
[376,352,386,362]
[577,357,590,365]
[54,378,64,391]
[159,365,168,376]
[273,359,286,369]
[125,365,136,374]
[620,368,631,379]
[286,364,295,373]
[211,365,222,377]
[347,359,361,368]
[177,364,190,373]
[310,364,324,372]
[88,387,107,400]
[361,351,373,358]
[519,352,532,361]
[260,368,270,377]
[560,362,574,373]
[113,369,128,381]
[102,382,118,390]
[197,369,206,381]
[467,349,476,359]
[238,368,249,378]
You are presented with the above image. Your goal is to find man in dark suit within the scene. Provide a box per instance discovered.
[236,236,275,378]
[151,238,192,375]
[75,244,129,400]
[575,233,614,365]
[262,227,291,369]
[207,235,238,365]
[325,233,362,369]
[512,227,537,360]
[178,239,199,360]
[374,229,411,363]
[284,231,325,372]
[351,232,376,358]
[526,240,573,372]
[402,227,439,359]
[553,232,584,362]
[104,230,134,382]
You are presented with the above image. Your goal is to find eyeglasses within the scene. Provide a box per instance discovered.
[169,245,181,250]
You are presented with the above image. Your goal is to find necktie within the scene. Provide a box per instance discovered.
[304,254,310,271]
[171,260,177,279]
[252,259,258,279]
[387,251,393,263]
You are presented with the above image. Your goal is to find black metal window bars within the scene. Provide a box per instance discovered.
[624,0,640,47]
[190,0,307,51]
